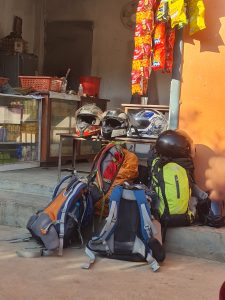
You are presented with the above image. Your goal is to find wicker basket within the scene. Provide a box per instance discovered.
[19,76,52,91]
[19,76,64,92]
[50,78,63,92]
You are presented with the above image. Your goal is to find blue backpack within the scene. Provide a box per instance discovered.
[27,174,93,256]
[83,184,165,272]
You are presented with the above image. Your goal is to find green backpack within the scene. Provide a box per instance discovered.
[151,157,194,237]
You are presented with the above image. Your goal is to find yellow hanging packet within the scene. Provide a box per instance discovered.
[189,0,206,35]
[168,0,187,28]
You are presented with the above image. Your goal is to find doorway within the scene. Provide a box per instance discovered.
[44,20,94,91]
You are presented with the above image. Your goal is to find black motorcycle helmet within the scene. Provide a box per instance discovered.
[155,130,193,158]
[101,109,129,140]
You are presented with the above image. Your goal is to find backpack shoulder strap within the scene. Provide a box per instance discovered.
[152,159,170,217]
[83,186,123,269]
[151,159,171,242]
[58,180,87,256]
[133,189,157,240]
[88,143,116,186]
[133,189,160,272]
[96,185,123,241]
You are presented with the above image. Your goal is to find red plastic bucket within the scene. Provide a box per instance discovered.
[80,76,101,97]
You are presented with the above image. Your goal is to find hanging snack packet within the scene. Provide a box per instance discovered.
[165,28,175,73]
[137,0,156,11]
[168,0,187,28]
[131,0,155,95]
[156,0,169,22]
[152,22,166,71]
[189,0,206,35]
[153,23,166,47]
[152,47,166,71]
[133,47,144,61]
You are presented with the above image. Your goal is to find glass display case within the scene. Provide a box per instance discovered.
[40,94,109,166]
[50,99,75,157]
[0,94,41,170]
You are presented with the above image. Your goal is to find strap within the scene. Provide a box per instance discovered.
[88,143,115,184]
[152,159,171,242]
[52,174,73,200]
[96,144,123,191]
[152,159,170,217]
[82,247,96,269]
[133,236,160,272]
[95,186,123,241]
[146,253,160,272]
[134,189,157,241]
[58,181,87,256]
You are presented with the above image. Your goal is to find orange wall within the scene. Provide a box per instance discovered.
[179,0,225,189]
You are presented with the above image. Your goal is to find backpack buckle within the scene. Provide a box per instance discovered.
[144,224,150,230]
[112,217,117,223]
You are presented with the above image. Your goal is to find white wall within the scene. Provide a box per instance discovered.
[0,0,170,107]
[46,0,134,108]
[46,0,171,108]
[0,0,44,60]
[156,72,171,105]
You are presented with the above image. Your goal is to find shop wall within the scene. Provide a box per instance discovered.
[179,0,225,189]
[46,0,133,108]
[46,0,171,108]
[0,0,44,65]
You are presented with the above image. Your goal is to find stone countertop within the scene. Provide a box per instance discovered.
[49,91,80,101]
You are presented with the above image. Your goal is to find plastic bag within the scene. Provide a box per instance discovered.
[189,0,206,35]
[168,0,187,28]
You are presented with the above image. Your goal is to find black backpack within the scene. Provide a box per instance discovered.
[83,183,165,272]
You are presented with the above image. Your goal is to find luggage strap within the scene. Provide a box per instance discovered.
[82,186,122,269]
[82,186,160,271]
[58,181,87,256]
[134,189,158,240]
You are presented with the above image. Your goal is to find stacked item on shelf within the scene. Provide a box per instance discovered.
[0,97,39,164]
[131,0,206,95]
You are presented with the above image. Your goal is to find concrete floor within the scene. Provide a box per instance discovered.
[0,225,225,300]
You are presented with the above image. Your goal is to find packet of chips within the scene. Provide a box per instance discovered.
[152,23,166,71]
[189,0,206,35]
[168,0,187,28]
[132,0,155,95]
[165,28,175,73]
[153,23,166,47]
[152,47,166,71]
[156,0,169,22]
[137,0,157,11]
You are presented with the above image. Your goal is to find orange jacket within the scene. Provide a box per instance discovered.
[95,148,139,216]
